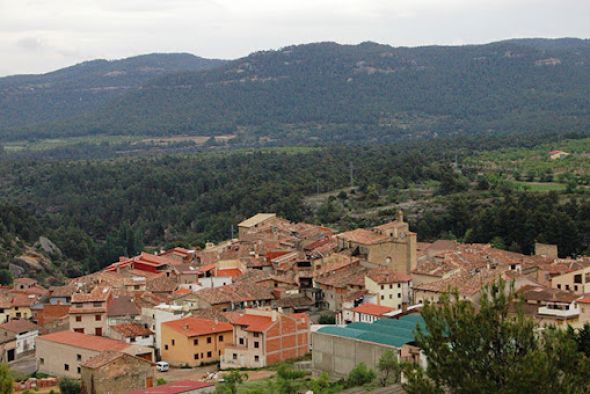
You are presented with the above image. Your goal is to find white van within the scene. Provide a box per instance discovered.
[156,361,169,372]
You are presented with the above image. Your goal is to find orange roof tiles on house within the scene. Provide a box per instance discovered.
[577,295,590,304]
[14,278,37,285]
[111,323,153,337]
[215,268,243,278]
[366,267,412,284]
[38,331,129,352]
[198,263,216,273]
[0,319,38,333]
[163,317,233,337]
[81,350,152,369]
[71,285,111,303]
[352,303,395,316]
[232,314,274,333]
[173,288,192,296]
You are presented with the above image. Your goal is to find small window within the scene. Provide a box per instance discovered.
[566,285,570,291]
[253,332,260,338]
[77,367,81,374]
[380,295,384,300]
[74,328,84,334]
[255,355,259,362]
[165,345,169,350]
[239,338,244,345]
[254,341,259,349]
[575,285,579,292]
[95,315,101,321]
[77,354,81,361]
[207,351,212,358]
[557,284,562,289]
[380,285,384,290]
[75,316,82,322]
[172,339,175,346]
[389,295,393,299]
[398,283,401,288]
[130,337,136,343]
[397,293,401,298]
[194,354,199,360]
[64,364,69,371]
[219,335,224,342]
[389,284,393,289]
[193,339,199,346]
[233,353,237,360]
[207,337,212,344]
[40,358,44,365]
[93,302,102,307]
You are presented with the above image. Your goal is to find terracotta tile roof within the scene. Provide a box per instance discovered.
[81,350,152,369]
[49,285,76,298]
[215,268,243,278]
[238,213,277,228]
[337,229,389,245]
[518,285,578,304]
[38,330,130,352]
[578,295,590,304]
[127,380,212,394]
[146,277,177,294]
[163,317,232,337]
[72,285,111,303]
[315,266,367,288]
[35,304,70,326]
[173,288,192,296]
[10,293,38,307]
[231,314,274,333]
[108,295,140,317]
[0,319,38,333]
[194,281,275,306]
[352,303,395,316]
[413,270,503,296]
[111,323,153,337]
[366,267,412,284]
[275,294,315,309]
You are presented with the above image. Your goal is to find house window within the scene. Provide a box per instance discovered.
[75,316,82,322]
[380,295,384,300]
[566,285,570,291]
[77,354,81,361]
[194,354,199,360]
[389,295,393,299]
[165,345,168,350]
[95,327,102,336]
[255,355,259,362]
[239,338,244,345]
[389,284,393,289]
[172,339,175,346]
[398,283,401,288]
[219,335,224,342]
[574,274,583,284]
[380,285,384,290]
[93,302,102,307]
[193,339,199,345]
[74,328,84,334]
[130,337,136,343]
[253,332,260,338]
[95,315,101,321]
[64,364,69,371]
[557,284,561,289]
[207,351,212,358]
[233,353,237,360]
[254,342,259,349]
[207,337,212,344]
[40,358,44,365]
[575,285,579,292]
[397,293,401,298]
[77,367,81,374]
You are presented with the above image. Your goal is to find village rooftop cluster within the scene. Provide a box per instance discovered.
[2,211,590,393]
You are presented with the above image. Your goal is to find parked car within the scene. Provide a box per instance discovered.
[156,361,169,372]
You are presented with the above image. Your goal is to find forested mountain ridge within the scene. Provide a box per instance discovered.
[3,38,590,143]
[0,53,226,135]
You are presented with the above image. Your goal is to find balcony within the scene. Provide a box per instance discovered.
[538,305,580,318]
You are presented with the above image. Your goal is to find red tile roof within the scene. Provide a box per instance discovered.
[81,350,152,369]
[232,314,274,333]
[126,380,213,394]
[37,331,130,352]
[337,229,389,245]
[163,317,233,337]
[111,323,153,337]
[0,319,38,333]
[71,286,111,303]
[366,268,412,284]
[215,268,243,278]
[577,295,590,304]
[352,303,394,316]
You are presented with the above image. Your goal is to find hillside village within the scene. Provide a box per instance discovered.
[2,211,590,393]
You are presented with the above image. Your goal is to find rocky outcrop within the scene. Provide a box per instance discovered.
[34,236,62,258]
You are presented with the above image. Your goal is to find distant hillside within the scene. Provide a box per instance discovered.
[2,39,590,143]
[0,53,226,136]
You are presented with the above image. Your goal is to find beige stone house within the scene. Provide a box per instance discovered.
[81,351,155,394]
[36,330,153,378]
[69,286,111,336]
[365,267,412,309]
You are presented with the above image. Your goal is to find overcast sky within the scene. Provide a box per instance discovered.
[1,0,589,76]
